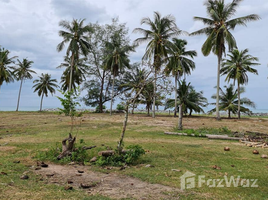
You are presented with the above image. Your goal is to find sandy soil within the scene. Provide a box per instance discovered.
[35,164,181,200]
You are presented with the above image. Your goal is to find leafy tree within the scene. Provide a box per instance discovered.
[104,19,135,115]
[134,11,181,118]
[0,47,17,91]
[191,0,260,120]
[164,39,197,116]
[57,56,87,93]
[83,20,131,113]
[13,58,36,111]
[57,19,92,92]
[221,48,259,119]
[209,85,255,118]
[32,73,58,111]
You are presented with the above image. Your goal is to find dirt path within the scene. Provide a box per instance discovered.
[35,164,181,200]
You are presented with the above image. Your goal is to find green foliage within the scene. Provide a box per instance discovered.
[177,126,232,136]
[95,145,145,166]
[95,105,106,113]
[36,139,90,164]
[57,88,81,117]
[116,103,125,111]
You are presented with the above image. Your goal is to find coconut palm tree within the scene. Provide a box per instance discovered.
[105,31,134,115]
[165,80,207,117]
[13,58,36,111]
[133,11,181,118]
[32,73,58,111]
[0,47,17,92]
[221,48,259,119]
[57,56,87,93]
[209,85,255,118]
[57,19,92,92]
[191,0,260,120]
[164,38,197,117]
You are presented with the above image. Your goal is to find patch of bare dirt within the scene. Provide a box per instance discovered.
[34,164,181,200]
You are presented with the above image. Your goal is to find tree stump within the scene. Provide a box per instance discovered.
[57,133,76,160]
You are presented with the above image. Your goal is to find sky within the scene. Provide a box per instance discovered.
[0,0,267,111]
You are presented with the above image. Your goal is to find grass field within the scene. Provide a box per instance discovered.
[0,112,267,200]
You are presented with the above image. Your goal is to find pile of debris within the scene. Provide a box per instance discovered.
[240,131,268,148]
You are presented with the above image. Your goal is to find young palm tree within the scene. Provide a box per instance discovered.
[133,11,181,118]
[191,0,260,120]
[57,56,87,93]
[164,39,197,117]
[57,19,92,92]
[221,49,259,119]
[32,73,58,111]
[209,85,255,118]
[105,31,134,115]
[13,58,36,111]
[0,47,17,92]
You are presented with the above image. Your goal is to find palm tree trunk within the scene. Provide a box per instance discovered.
[216,55,221,120]
[69,53,75,92]
[117,104,129,153]
[237,82,241,119]
[110,71,115,116]
[99,71,105,113]
[228,109,231,118]
[178,104,183,130]
[174,74,178,117]
[40,93,44,111]
[152,68,156,118]
[16,78,23,111]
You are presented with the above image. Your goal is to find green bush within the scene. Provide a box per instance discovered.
[36,139,91,164]
[116,103,125,111]
[95,145,145,166]
[95,105,106,113]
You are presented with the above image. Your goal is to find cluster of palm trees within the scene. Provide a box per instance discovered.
[0,46,58,111]
[0,0,261,122]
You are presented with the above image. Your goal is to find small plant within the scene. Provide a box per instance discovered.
[95,145,145,166]
[95,105,106,113]
[116,103,125,111]
[36,139,91,164]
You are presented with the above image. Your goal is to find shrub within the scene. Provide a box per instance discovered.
[116,103,125,111]
[95,145,145,166]
[95,105,106,113]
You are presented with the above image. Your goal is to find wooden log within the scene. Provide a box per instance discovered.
[82,145,96,150]
[98,150,115,157]
[207,135,243,141]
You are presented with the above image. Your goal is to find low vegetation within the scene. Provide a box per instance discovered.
[0,112,268,200]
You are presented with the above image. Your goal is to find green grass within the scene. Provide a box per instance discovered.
[0,111,268,200]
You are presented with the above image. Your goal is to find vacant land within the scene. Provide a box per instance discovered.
[0,112,267,200]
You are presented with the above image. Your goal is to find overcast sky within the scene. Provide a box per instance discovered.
[0,0,267,111]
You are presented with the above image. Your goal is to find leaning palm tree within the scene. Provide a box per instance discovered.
[13,58,36,111]
[191,0,260,120]
[209,85,255,118]
[57,56,87,93]
[105,31,134,115]
[0,47,17,92]
[133,11,181,118]
[32,73,58,111]
[164,38,197,117]
[221,49,259,119]
[57,19,92,92]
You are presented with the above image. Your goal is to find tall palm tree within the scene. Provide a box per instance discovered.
[209,85,255,118]
[164,38,197,117]
[13,58,36,111]
[221,49,259,119]
[57,56,87,93]
[105,31,134,115]
[57,19,92,92]
[32,73,58,111]
[133,11,181,118]
[0,47,17,92]
[191,0,260,120]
